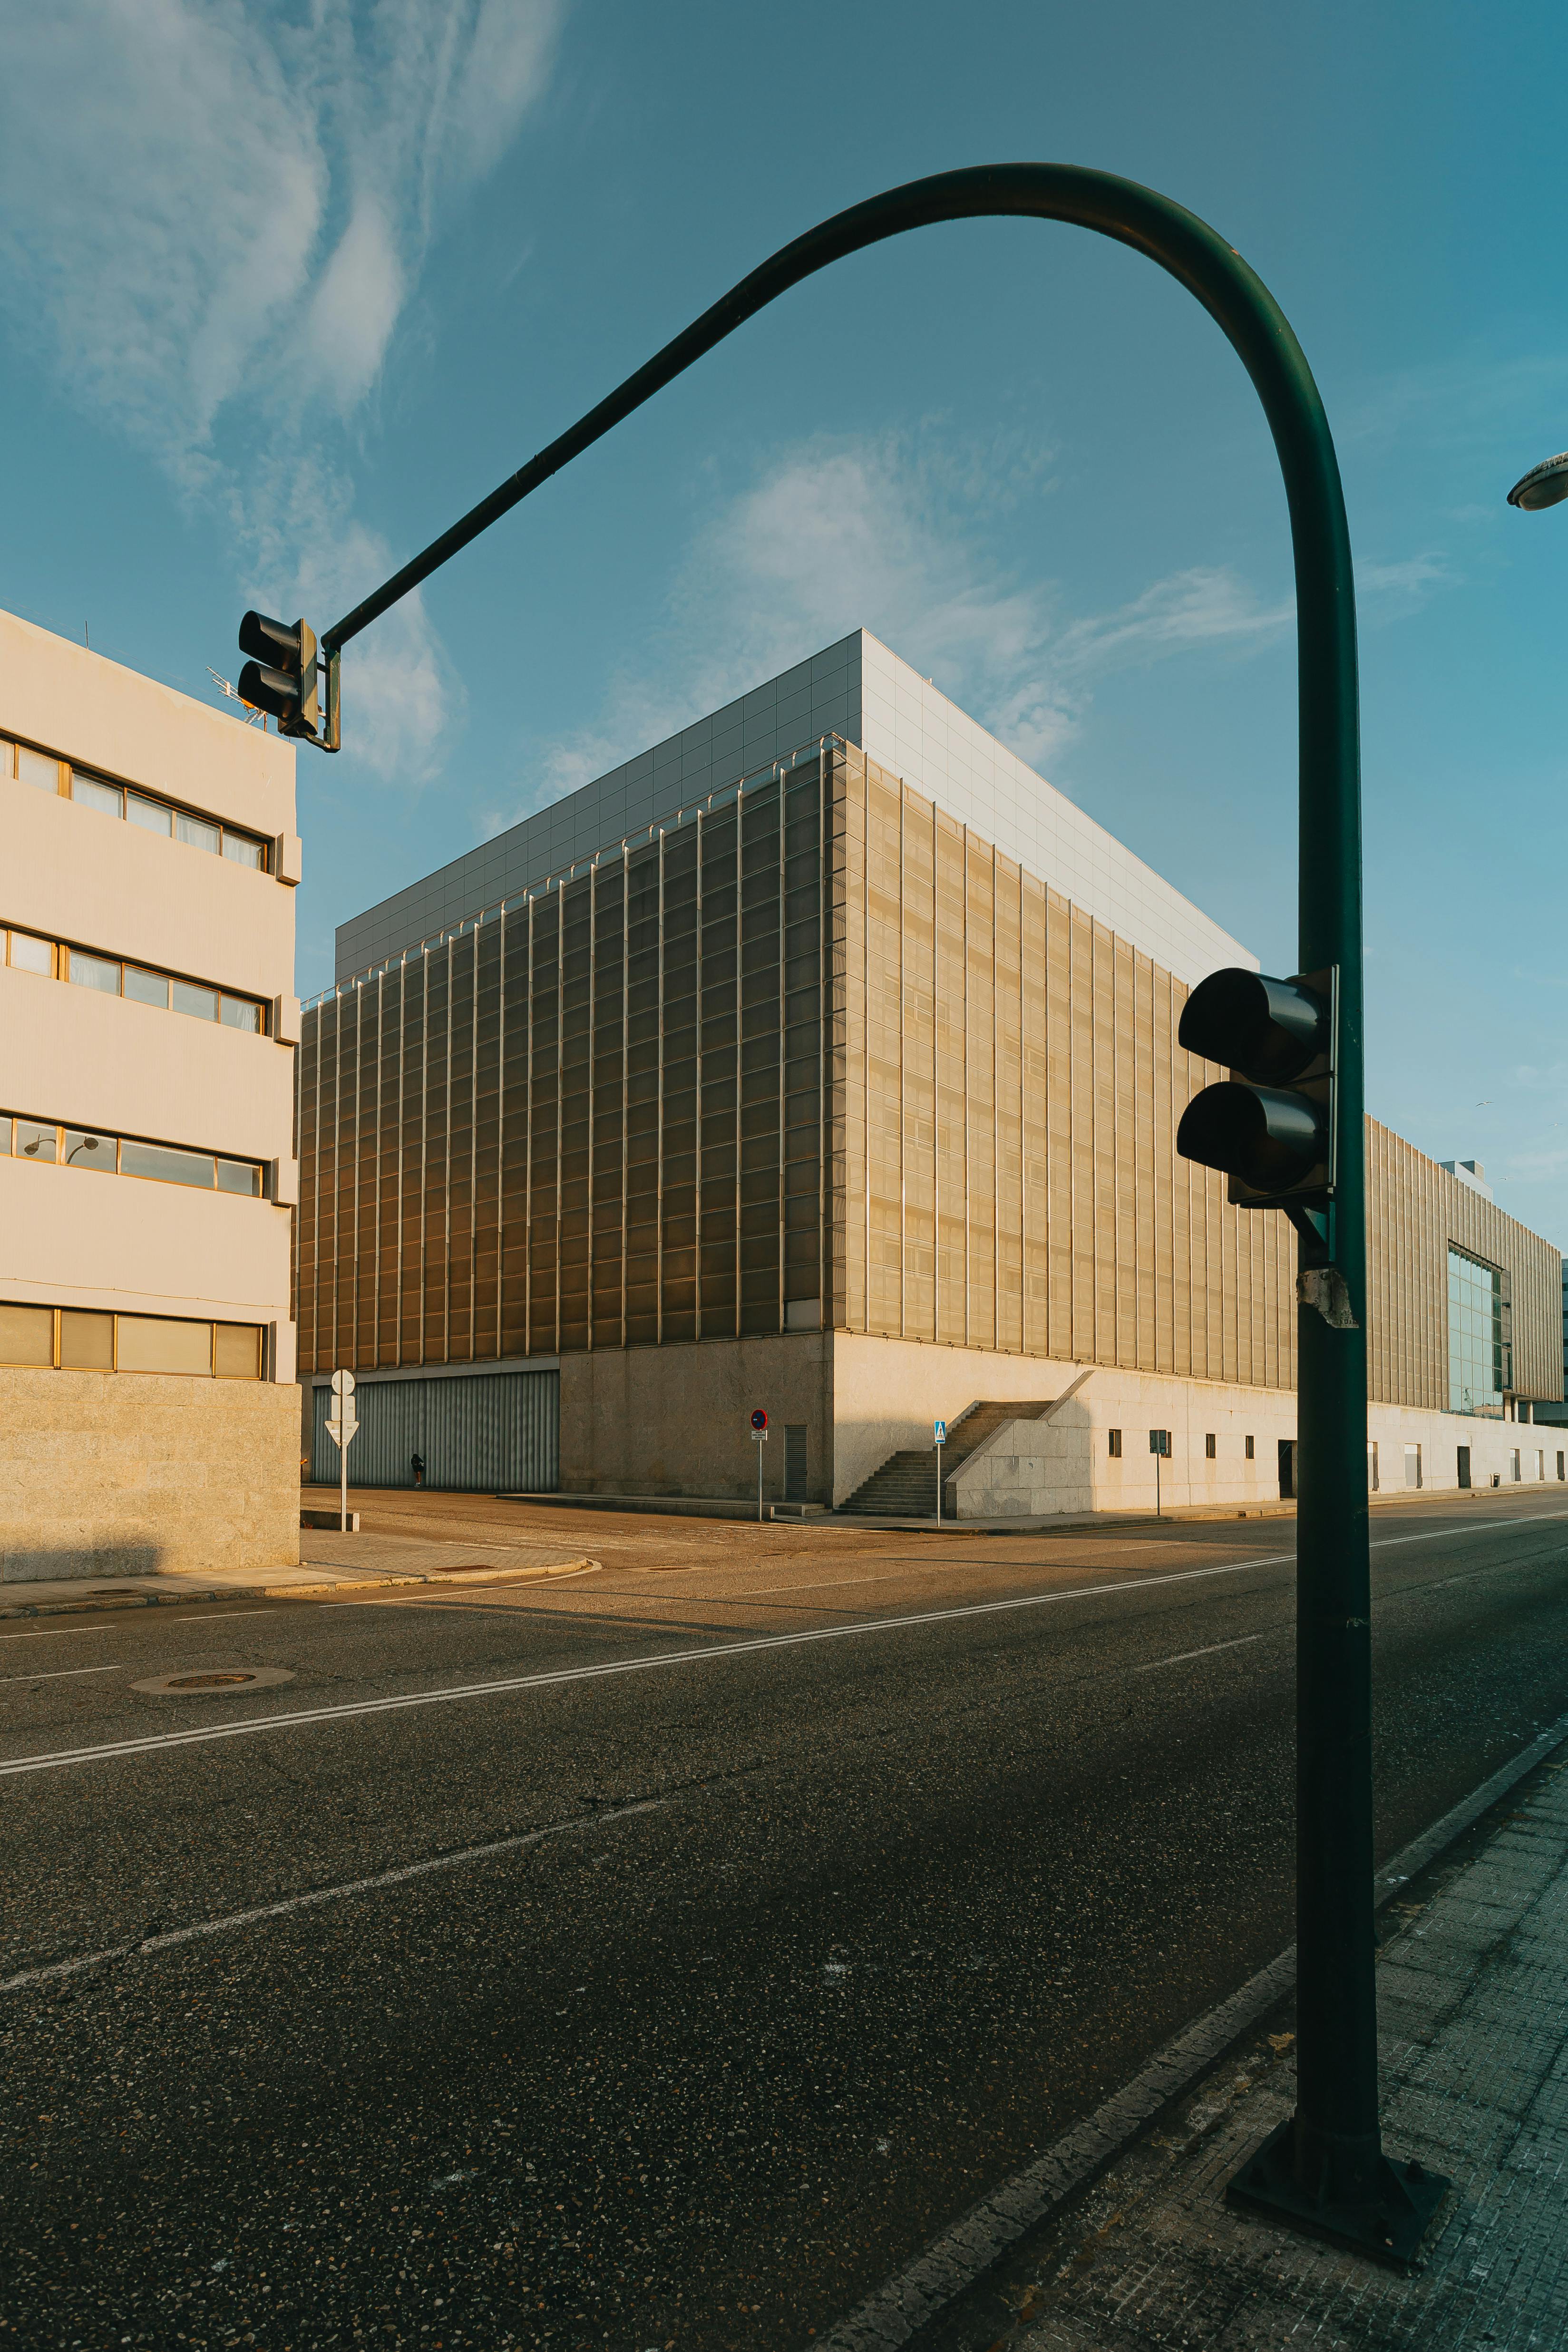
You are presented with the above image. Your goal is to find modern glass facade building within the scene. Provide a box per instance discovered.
[298,634,1564,1505]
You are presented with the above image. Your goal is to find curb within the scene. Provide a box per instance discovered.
[0,1557,600,1621]
[812,1706,1568,2352]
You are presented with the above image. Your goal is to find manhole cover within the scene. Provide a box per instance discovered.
[131,1665,296,1699]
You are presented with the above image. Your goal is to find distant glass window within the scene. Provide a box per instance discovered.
[116,1315,212,1375]
[222,833,264,870]
[68,948,120,994]
[0,1302,53,1366]
[121,1139,214,1189]
[126,792,172,836]
[1246,1434,1256,1459]
[175,811,221,855]
[1107,1428,1121,1458]
[171,979,218,1020]
[123,965,169,1009]
[60,1310,113,1370]
[219,994,261,1032]
[9,932,53,975]
[63,1129,115,1174]
[71,771,123,818]
[16,745,58,792]
[16,1121,56,1163]
[1447,1246,1506,1417]
[1205,1432,1217,1459]
[216,1158,263,1196]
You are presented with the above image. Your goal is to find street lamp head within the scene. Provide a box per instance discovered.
[1507,450,1568,511]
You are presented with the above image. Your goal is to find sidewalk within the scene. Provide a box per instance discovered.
[856,1740,1568,2351]
[0,1530,600,1618]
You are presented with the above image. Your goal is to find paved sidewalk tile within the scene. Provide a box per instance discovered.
[1003,1761,1568,2349]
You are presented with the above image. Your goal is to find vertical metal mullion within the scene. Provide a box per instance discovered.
[695,811,704,1339]
[656,833,666,1346]
[621,847,630,1351]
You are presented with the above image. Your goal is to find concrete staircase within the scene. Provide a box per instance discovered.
[838,1399,1052,1518]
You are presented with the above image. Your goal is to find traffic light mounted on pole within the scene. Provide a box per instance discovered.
[236,612,340,752]
[1176,965,1336,1230]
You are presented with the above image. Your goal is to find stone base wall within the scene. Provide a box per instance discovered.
[0,1370,302,1581]
[559,1333,834,1501]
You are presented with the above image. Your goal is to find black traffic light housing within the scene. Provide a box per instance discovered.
[236,612,339,750]
[1176,966,1337,1211]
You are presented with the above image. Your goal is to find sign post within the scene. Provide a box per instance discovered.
[934,1418,947,1521]
[750,1409,768,1523]
[1149,1426,1170,1519]
[328,1369,359,1532]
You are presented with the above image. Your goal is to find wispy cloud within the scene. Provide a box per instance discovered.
[499,425,1299,822]
[0,0,562,773]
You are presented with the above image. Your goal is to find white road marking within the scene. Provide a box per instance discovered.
[1137,1632,1270,1672]
[0,1799,662,1996]
[0,1662,130,1688]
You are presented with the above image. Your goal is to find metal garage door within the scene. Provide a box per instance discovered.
[311,1370,559,1493]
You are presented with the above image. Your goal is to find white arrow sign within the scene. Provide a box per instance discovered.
[325,1414,359,1447]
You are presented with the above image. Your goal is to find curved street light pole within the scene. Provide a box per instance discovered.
[318,164,1442,2261]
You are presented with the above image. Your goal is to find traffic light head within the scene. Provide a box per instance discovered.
[1176,966,1336,1208]
[237,611,319,740]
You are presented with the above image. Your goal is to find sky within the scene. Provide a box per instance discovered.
[2,2,1566,1243]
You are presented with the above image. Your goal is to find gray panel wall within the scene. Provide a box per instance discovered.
[312,1369,560,1492]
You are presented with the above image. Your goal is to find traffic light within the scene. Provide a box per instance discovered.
[1176,967,1336,1209]
[237,612,320,741]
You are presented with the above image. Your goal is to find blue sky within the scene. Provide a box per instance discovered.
[3,2,1567,1241]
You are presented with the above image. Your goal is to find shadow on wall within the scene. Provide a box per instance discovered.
[947,1401,1098,1519]
[1,1540,164,1586]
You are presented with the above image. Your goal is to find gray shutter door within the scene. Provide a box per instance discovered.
[312,1370,559,1493]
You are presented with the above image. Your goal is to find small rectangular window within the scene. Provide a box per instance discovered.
[1537,1450,1546,1481]
[175,811,221,855]
[171,979,218,1020]
[1246,1434,1255,1459]
[68,948,121,994]
[126,792,172,836]
[123,965,169,1009]
[63,1129,115,1174]
[121,1138,214,1189]
[1205,1433,1217,1459]
[115,1314,212,1375]
[0,1302,54,1365]
[214,1322,263,1378]
[71,770,123,818]
[216,1158,262,1196]
[219,994,261,1032]
[17,745,58,792]
[1558,1453,1564,1482]
[1512,1449,1521,1482]
[16,1121,57,1163]
[221,833,265,870]
[1368,1440,1380,1491]
[60,1309,113,1370]
[0,1118,9,1155]
[9,932,54,975]
[1108,1428,1122,1458]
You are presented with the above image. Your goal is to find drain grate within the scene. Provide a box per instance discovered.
[167,1671,255,1689]
[131,1664,297,1700]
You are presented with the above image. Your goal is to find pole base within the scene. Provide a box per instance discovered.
[1226,2115,1450,2271]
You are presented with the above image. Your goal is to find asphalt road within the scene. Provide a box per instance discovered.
[3,1491,1567,2351]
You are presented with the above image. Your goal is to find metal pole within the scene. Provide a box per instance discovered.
[757,1439,763,1526]
[341,1434,348,1536]
[935,1438,942,1522]
[308,160,1439,2262]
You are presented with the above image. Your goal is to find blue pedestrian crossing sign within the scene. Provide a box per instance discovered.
[934,1418,947,1444]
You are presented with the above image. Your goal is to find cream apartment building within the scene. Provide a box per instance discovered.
[0,609,302,1578]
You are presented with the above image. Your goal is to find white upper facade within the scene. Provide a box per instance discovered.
[333,629,1254,991]
[0,608,302,1376]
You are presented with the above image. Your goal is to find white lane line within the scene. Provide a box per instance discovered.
[0,1798,662,1997]
[1137,1632,1270,1672]
[0,1554,1301,1779]
[0,1662,130,1688]
[3,1508,1563,1779]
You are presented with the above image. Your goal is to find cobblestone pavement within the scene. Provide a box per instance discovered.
[986,1756,1568,2349]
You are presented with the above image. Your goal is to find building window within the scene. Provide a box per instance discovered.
[1108,1428,1122,1458]
[1558,1453,1565,1482]
[1245,1434,1255,1460]
[1447,1244,1508,1417]
[3,926,267,1035]
[1368,1440,1379,1490]
[1404,1442,1422,1489]
[1511,1448,1521,1482]
[0,734,271,870]
[1,1113,263,1196]
[1205,1432,1216,1459]
[1537,1449,1546,1482]
[0,1301,263,1377]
